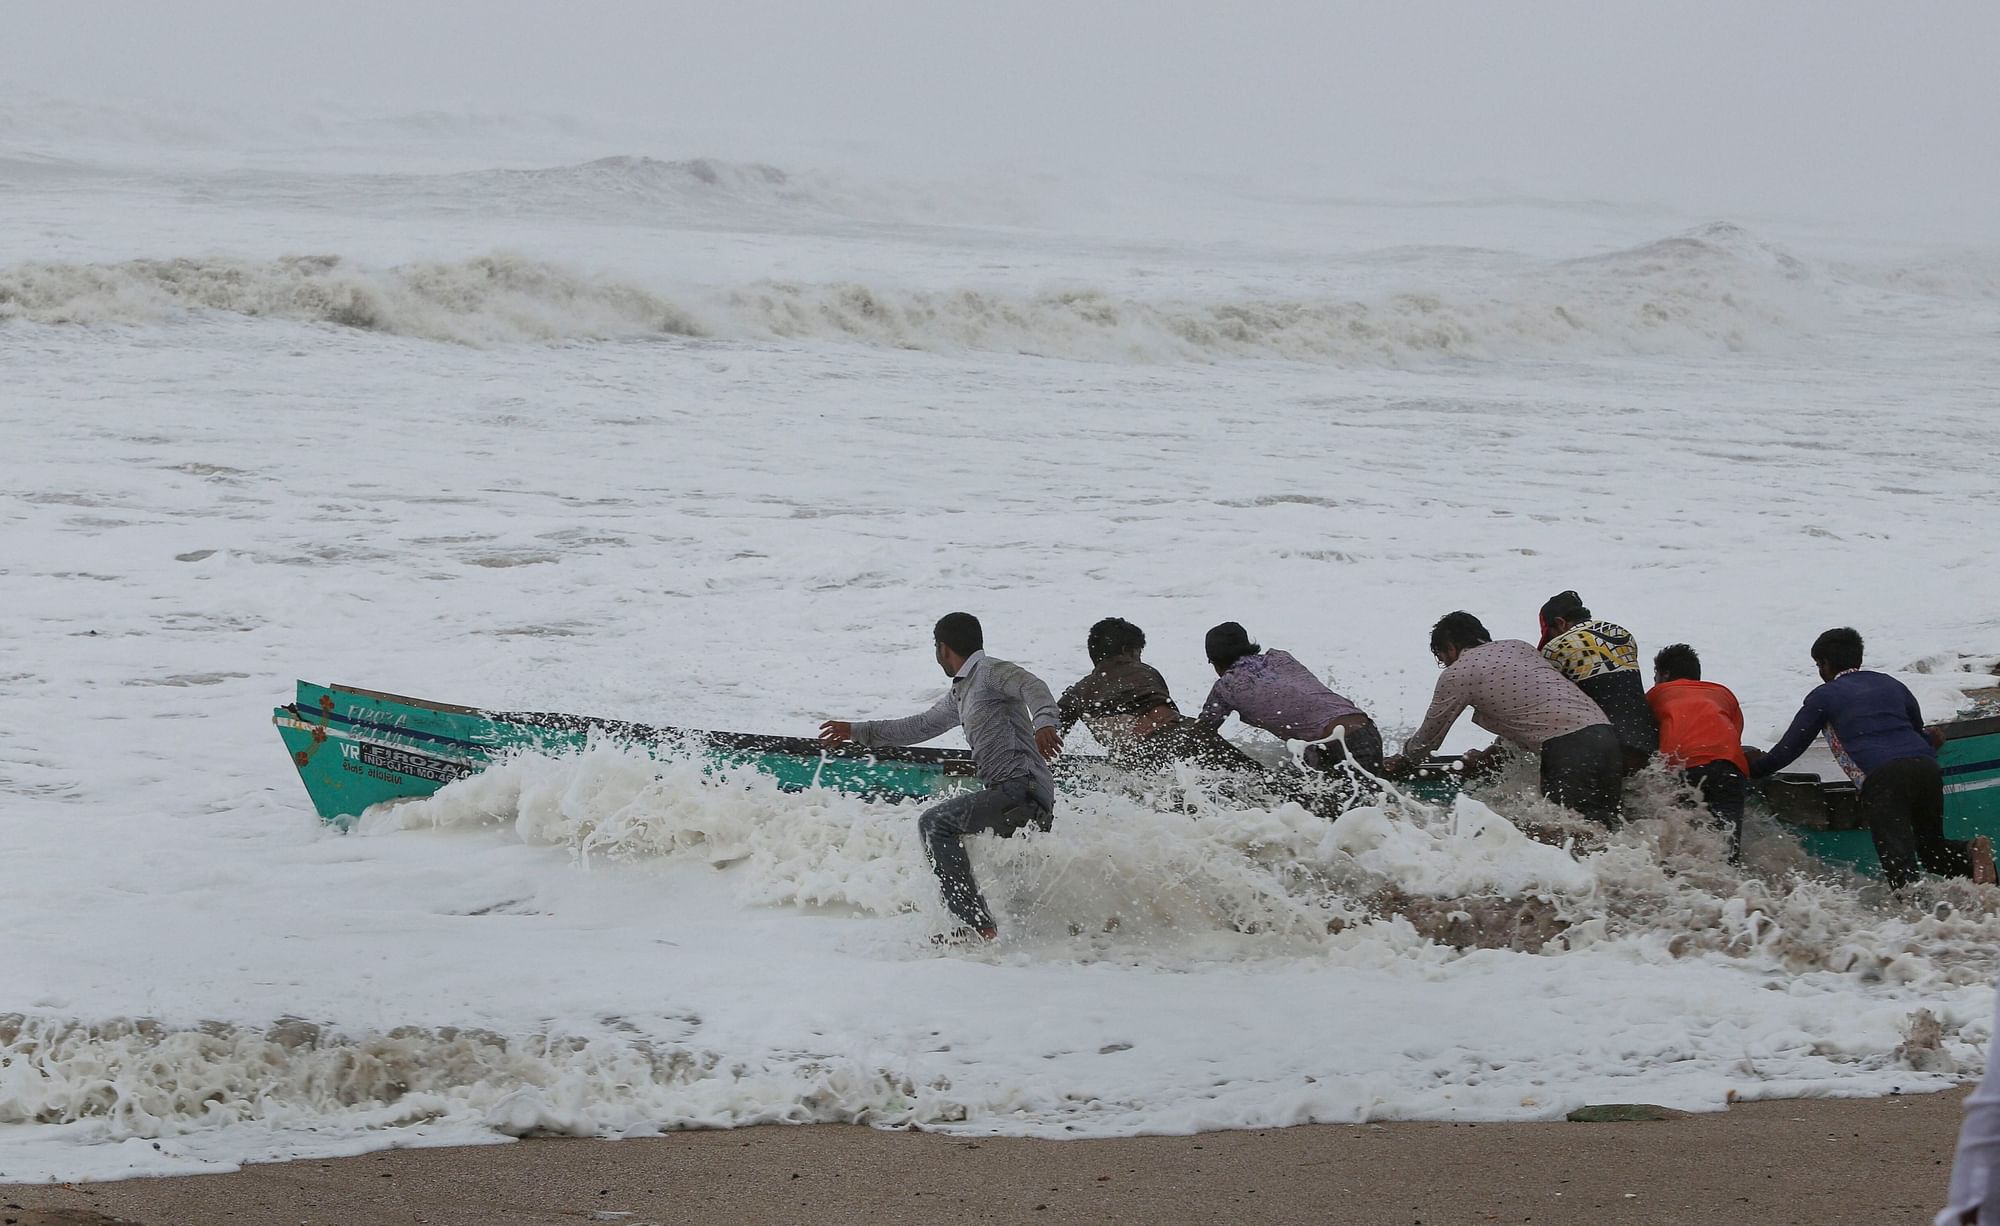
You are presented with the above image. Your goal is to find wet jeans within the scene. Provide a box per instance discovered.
[1863,755,1970,889]
[1540,724,1623,826]
[917,778,1053,930]
[1301,719,1385,775]
[1682,760,1747,861]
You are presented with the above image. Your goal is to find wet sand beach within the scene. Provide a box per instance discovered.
[1,1089,1969,1226]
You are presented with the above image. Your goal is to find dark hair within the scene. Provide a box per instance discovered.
[1811,627,1864,673]
[1539,589,1591,625]
[933,612,984,658]
[1204,621,1261,669]
[1654,643,1701,681]
[1429,611,1492,656]
[1086,617,1146,664]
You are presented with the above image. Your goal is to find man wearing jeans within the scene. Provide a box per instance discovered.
[1536,590,1661,774]
[1748,626,1994,889]
[819,612,1063,943]
[1645,642,1750,860]
[1383,611,1623,826]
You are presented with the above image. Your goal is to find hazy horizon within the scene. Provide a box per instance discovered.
[4,1,1997,232]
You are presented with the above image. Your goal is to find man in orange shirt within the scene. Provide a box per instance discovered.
[1646,643,1749,860]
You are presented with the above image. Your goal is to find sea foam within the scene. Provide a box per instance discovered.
[5,748,1994,1179]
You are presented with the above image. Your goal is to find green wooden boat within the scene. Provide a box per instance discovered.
[272,682,2000,879]
[271,680,1462,828]
[272,681,987,829]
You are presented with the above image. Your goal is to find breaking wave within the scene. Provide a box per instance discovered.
[0,1012,961,1179]
[722,269,1798,365]
[0,254,704,345]
[352,744,1613,952]
[1561,220,1814,282]
[433,155,880,220]
[357,743,2000,985]
[1831,250,2000,302]
[0,223,1825,361]
[201,156,921,227]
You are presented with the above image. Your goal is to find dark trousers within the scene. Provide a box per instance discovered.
[1862,756,1968,889]
[1540,724,1624,826]
[1301,720,1386,775]
[917,778,1052,930]
[1682,760,1747,860]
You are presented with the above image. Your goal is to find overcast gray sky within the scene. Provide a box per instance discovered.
[6,1,1997,220]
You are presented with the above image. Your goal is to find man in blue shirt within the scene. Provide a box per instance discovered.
[1750,627,1994,889]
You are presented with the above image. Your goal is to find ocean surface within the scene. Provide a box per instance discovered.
[4,97,2000,1181]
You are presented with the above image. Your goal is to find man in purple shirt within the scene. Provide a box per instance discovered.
[1750,626,1994,889]
[1196,622,1382,773]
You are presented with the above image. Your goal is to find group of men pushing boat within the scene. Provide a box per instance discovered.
[818,593,1993,943]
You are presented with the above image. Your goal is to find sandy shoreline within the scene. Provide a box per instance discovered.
[0,1089,1970,1226]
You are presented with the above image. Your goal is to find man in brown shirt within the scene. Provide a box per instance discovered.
[1058,618,1258,773]
[1384,611,1625,825]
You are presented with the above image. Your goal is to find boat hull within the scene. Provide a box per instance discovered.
[273,682,981,828]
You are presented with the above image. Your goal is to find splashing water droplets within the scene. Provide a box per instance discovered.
[364,743,2000,992]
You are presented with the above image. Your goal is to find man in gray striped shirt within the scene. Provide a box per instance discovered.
[819,612,1063,942]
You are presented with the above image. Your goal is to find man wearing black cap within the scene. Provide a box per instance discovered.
[1196,622,1382,773]
[818,612,1063,944]
[1537,590,1660,774]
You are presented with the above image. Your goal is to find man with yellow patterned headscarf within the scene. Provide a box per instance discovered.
[1537,591,1660,774]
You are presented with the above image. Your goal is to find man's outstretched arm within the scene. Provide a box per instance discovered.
[1749,690,1829,778]
[822,691,960,749]
[1195,679,1234,732]
[1398,671,1471,763]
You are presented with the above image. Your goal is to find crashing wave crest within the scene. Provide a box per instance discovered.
[359,743,1599,948]
[0,224,1822,359]
[361,743,2000,985]
[0,254,704,345]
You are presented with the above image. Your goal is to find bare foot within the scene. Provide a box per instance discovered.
[1971,836,1996,886]
[932,925,998,946]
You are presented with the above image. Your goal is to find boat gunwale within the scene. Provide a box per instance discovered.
[312,685,996,774]
[319,681,2000,778]
[1937,712,2000,742]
